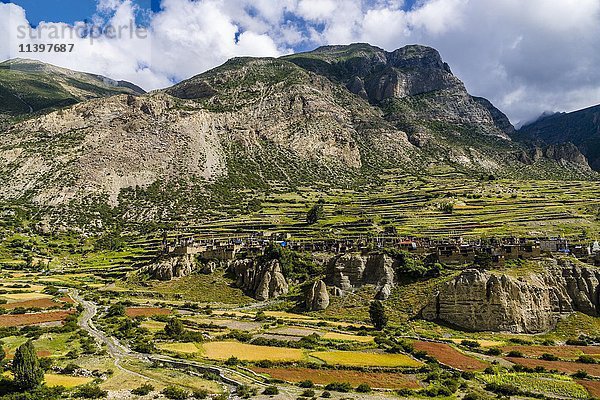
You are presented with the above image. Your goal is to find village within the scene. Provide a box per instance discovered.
[163,233,600,266]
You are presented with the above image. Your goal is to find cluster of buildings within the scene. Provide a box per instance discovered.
[162,233,600,266]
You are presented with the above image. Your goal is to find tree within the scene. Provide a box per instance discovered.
[306,202,325,225]
[369,300,388,331]
[12,340,44,390]
[164,318,184,337]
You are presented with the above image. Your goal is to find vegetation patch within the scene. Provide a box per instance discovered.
[0,310,74,327]
[413,341,488,371]
[158,342,200,354]
[310,350,422,368]
[202,341,305,362]
[251,367,421,389]
[44,373,94,388]
[125,307,171,318]
[480,373,588,399]
[506,357,600,376]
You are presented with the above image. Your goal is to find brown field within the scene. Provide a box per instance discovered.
[506,357,600,376]
[0,311,73,327]
[0,298,62,310]
[577,380,600,398]
[413,341,488,371]
[4,350,52,360]
[59,296,76,304]
[502,345,600,359]
[125,307,171,318]
[251,367,422,390]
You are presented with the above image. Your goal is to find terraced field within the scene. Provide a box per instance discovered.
[480,373,589,399]
[174,175,600,241]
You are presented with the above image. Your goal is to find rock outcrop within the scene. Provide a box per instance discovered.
[146,255,197,281]
[305,280,330,311]
[231,259,289,301]
[327,253,395,298]
[422,260,600,333]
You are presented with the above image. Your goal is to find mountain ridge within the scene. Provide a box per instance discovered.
[0,43,597,228]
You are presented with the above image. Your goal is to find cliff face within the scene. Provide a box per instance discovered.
[517,104,600,171]
[231,259,289,301]
[327,253,395,299]
[422,260,600,333]
[145,254,197,281]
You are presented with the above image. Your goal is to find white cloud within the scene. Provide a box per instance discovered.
[1,0,600,123]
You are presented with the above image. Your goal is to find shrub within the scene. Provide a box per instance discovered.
[161,386,189,400]
[237,384,257,398]
[485,383,520,396]
[461,340,480,348]
[131,383,154,396]
[192,389,209,399]
[356,383,371,393]
[225,356,240,366]
[577,355,597,364]
[572,370,590,379]
[507,350,523,357]
[324,382,352,393]
[540,353,559,361]
[320,391,331,398]
[298,380,314,388]
[463,392,483,400]
[487,347,502,356]
[73,384,109,399]
[262,386,279,396]
[566,339,587,346]
[301,389,315,397]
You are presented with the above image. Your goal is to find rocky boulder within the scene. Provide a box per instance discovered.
[146,255,196,281]
[231,259,289,301]
[422,260,600,333]
[305,280,330,311]
[327,253,395,298]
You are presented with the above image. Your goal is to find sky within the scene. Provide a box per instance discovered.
[0,0,599,125]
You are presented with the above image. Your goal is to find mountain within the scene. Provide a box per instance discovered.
[0,59,144,117]
[517,104,600,171]
[0,44,597,228]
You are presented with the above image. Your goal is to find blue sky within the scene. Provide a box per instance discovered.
[3,0,417,25]
[1,0,159,25]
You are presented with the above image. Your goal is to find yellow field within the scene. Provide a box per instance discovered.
[322,332,374,343]
[449,339,504,347]
[158,342,200,354]
[141,320,166,331]
[264,311,369,328]
[311,351,423,368]
[202,341,305,362]
[0,293,53,303]
[45,374,93,388]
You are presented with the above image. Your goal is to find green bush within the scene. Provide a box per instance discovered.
[324,382,352,393]
[236,384,257,398]
[539,353,559,361]
[131,383,154,396]
[161,386,189,400]
[577,354,597,364]
[301,389,315,397]
[298,380,314,388]
[262,386,279,395]
[507,350,523,357]
[320,391,331,398]
[192,389,209,399]
[73,384,109,399]
[486,347,502,356]
[461,340,480,348]
[356,383,371,393]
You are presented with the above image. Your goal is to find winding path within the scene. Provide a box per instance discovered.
[69,290,282,397]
